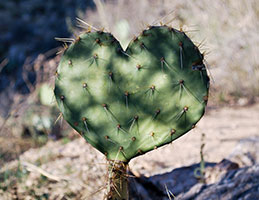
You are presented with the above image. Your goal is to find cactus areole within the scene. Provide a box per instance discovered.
[55,26,209,199]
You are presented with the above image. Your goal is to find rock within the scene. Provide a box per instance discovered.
[129,159,259,200]
[0,75,9,91]
[182,164,259,200]
[227,136,259,167]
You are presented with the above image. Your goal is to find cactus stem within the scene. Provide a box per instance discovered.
[106,160,129,200]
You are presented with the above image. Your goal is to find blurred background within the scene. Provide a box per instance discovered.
[0,0,259,199]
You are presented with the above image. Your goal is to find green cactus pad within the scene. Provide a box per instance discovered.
[54,26,209,162]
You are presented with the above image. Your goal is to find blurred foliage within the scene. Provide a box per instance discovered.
[39,83,54,107]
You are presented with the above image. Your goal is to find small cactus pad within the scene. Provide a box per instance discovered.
[54,26,210,162]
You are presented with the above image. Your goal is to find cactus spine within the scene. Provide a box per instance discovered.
[55,25,210,199]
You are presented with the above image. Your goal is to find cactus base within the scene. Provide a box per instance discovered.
[106,160,129,200]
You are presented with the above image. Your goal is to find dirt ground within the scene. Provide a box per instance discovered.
[130,103,259,176]
[1,103,258,199]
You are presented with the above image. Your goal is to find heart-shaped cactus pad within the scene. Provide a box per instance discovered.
[54,26,210,162]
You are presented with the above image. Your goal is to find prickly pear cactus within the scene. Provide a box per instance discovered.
[55,26,209,162]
